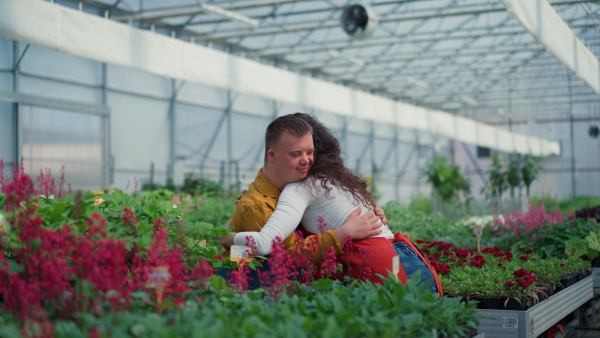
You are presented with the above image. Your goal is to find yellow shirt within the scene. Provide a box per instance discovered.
[226,169,342,263]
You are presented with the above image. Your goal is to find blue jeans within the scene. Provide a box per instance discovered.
[392,242,438,294]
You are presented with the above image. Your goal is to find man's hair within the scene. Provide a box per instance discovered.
[264,114,313,163]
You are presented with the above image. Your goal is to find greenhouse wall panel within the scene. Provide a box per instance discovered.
[19,75,101,106]
[107,64,171,99]
[230,93,274,118]
[0,73,12,92]
[0,102,14,164]
[108,92,169,175]
[20,45,101,86]
[0,38,12,68]
[177,82,227,111]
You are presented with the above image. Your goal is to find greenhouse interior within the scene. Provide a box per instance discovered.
[1,0,600,337]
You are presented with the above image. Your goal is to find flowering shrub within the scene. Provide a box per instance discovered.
[417,240,589,303]
[492,203,564,237]
[0,168,215,336]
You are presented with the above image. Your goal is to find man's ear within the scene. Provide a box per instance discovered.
[267,149,275,162]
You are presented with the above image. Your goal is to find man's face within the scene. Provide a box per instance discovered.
[268,131,314,185]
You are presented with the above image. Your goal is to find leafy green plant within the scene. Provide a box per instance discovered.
[408,197,432,214]
[481,155,507,212]
[505,154,521,200]
[48,276,478,338]
[508,219,600,258]
[521,155,542,197]
[423,157,471,211]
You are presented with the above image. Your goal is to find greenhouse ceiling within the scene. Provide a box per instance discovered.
[12,0,600,125]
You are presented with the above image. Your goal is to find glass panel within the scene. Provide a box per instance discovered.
[0,102,15,166]
[20,105,105,192]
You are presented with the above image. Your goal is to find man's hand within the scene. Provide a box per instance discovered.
[220,232,237,249]
[334,207,382,243]
[372,199,387,226]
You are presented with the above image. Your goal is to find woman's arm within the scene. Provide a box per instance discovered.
[234,181,310,254]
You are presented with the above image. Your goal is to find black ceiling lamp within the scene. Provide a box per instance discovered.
[340,4,378,40]
[589,125,599,139]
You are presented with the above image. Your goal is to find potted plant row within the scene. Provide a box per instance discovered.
[416,240,591,310]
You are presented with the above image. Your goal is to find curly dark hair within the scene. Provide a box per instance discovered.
[293,113,375,210]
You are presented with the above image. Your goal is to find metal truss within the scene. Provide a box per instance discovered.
[54,0,600,128]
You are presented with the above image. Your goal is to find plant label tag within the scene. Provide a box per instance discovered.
[392,255,400,281]
[588,218,597,223]
[230,245,252,264]
[472,225,483,236]
[146,266,170,289]
[195,239,207,247]
[502,317,518,328]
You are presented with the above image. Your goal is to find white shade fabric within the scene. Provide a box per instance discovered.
[0,0,561,156]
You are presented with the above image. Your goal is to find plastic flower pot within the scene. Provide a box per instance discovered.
[478,296,503,310]
[502,297,529,310]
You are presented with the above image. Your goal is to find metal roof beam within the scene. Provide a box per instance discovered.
[289,44,543,70]
[112,0,304,22]
[189,1,592,41]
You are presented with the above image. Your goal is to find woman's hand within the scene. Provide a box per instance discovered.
[372,199,387,226]
[235,190,248,205]
[334,207,382,242]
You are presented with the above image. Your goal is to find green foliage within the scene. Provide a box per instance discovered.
[481,155,507,209]
[181,174,223,197]
[52,277,477,337]
[423,157,471,203]
[499,219,600,259]
[408,197,432,214]
[383,202,483,249]
[521,156,542,197]
[532,195,600,217]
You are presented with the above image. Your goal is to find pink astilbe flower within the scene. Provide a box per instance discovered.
[289,231,316,284]
[316,247,339,280]
[185,259,214,288]
[258,238,298,298]
[0,159,9,192]
[493,203,565,236]
[316,215,328,232]
[230,262,251,292]
[3,174,36,212]
[122,206,139,226]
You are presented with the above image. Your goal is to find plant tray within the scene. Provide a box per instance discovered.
[593,267,600,288]
[476,276,593,338]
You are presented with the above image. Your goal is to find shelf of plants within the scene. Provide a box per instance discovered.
[476,276,593,338]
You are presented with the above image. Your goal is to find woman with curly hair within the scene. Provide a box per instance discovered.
[230,113,441,294]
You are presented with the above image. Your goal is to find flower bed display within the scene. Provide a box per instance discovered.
[416,240,591,310]
[0,162,479,337]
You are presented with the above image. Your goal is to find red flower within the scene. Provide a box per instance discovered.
[525,249,533,254]
[519,255,528,261]
[560,263,565,267]
[505,281,515,287]
[513,268,528,277]
[213,255,223,261]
